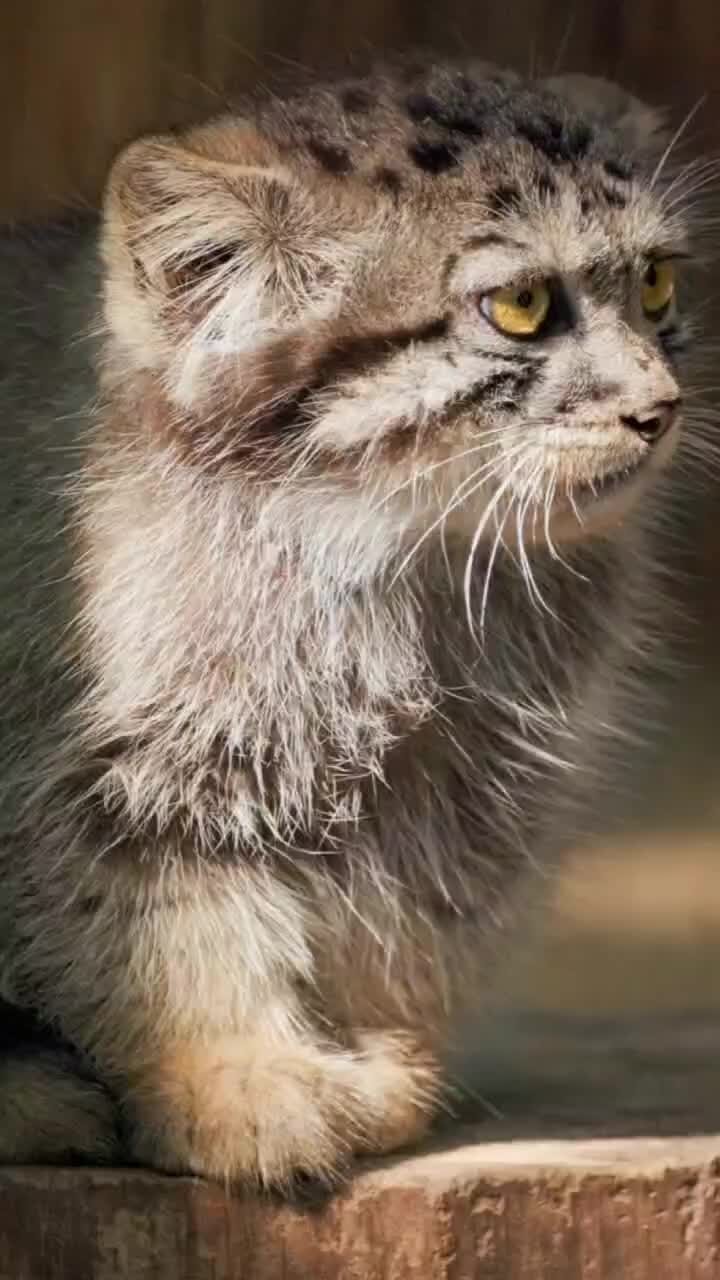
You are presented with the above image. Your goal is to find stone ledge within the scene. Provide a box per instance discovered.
[1,1129,720,1280]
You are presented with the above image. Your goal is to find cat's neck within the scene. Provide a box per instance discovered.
[79,401,630,730]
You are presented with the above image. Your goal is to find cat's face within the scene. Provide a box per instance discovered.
[102,60,690,553]
[372,155,684,547]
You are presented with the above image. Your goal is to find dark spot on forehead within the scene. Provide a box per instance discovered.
[408,138,460,174]
[488,184,522,215]
[404,91,485,138]
[515,112,592,163]
[603,156,636,182]
[373,166,404,195]
[566,121,593,157]
[307,140,353,175]
[580,194,594,218]
[406,92,441,123]
[341,86,373,113]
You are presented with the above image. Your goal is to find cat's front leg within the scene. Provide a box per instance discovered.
[23,851,439,1187]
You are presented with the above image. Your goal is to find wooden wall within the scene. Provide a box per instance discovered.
[2,0,720,220]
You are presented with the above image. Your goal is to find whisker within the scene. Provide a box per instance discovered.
[652,101,709,190]
[389,443,527,587]
[517,462,559,622]
[461,454,528,639]
[367,436,508,517]
[478,488,517,640]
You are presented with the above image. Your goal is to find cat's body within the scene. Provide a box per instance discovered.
[0,56,697,1183]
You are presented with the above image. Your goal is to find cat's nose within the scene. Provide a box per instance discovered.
[620,399,679,445]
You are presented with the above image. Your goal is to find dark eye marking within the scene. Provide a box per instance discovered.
[197,314,453,461]
[311,317,450,386]
[444,362,544,418]
[273,319,451,436]
[477,350,549,369]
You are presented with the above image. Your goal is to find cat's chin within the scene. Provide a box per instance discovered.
[544,456,660,543]
[428,462,652,553]
[479,452,666,552]
[409,422,678,552]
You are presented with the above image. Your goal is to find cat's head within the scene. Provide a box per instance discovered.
[101,58,693,558]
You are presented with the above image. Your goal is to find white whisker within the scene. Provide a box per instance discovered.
[460,453,528,640]
[389,442,527,587]
[516,461,558,622]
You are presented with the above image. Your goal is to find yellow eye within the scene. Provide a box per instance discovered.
[484,281,551,337]
[642,260,675,318]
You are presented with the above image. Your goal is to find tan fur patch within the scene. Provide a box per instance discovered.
[124,1032,438,1186]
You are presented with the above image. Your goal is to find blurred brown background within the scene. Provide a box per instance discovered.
[2,0,720,1108]
[3,0,720,221]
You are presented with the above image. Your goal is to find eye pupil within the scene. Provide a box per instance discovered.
[517,289,533,308]
[646,263,658,287]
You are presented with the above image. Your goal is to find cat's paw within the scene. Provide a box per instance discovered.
[124,1031,439,1188]
[351,1029,440,1155]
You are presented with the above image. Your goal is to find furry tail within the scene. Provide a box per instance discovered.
[0,1003,119,1163]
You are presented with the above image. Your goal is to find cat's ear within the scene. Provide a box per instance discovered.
[542,74,668,160]
[101,125,346,394]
